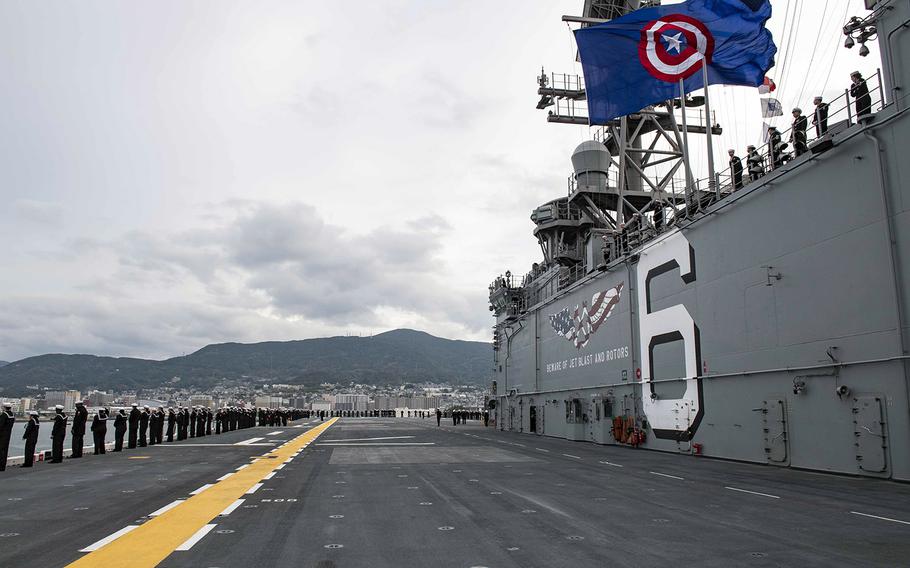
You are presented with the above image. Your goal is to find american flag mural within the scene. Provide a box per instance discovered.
[548,282,624,349]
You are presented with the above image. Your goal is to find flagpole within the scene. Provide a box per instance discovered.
[678,78,695,191]
[701,56,718,199]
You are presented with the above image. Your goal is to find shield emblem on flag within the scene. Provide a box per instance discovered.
[638,14,715,82]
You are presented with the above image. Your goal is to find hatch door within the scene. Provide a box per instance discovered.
[762,398,789,464]
[853,396,888,473]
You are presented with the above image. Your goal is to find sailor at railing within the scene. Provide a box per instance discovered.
[851,71,872,120]
[813,97,829,137]
[746,145,764,182]
[768,126,790,169]
[790,108,808,157]
[728,149,744,190]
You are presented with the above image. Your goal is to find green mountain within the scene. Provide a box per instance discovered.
[0,330,492,395]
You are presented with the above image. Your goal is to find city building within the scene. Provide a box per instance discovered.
[45,390,82,410]
[334,394,369,412]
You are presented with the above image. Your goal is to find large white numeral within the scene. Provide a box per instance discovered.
[637,230,703,441]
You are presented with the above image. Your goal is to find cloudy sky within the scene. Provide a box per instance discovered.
[0,0,881,361]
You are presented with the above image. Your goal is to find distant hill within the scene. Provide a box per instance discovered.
[0,361,8,367]
[0,330,491,395]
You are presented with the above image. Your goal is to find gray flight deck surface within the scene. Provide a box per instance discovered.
[1,418,908,567]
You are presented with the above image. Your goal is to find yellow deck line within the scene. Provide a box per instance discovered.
[66,418,338,568]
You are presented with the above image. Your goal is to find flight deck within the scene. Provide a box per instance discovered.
[1,418,908,567]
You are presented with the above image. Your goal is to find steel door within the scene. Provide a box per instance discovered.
[853,396,888,473]
[762,398,789,464]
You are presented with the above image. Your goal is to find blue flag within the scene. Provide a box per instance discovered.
[576,0,776,124]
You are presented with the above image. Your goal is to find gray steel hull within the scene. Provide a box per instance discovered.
[493,105,910,481]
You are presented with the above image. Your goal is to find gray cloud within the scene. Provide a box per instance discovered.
[0,201,488,361]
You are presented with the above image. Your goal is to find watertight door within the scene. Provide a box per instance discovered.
[853,396,888,473]
[762,398,788,464]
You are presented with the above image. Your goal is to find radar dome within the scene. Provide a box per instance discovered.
[571,140,610,189]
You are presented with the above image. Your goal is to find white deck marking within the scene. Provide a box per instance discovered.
[219,499,245,516]
[235,464,250,471]
[850,511,910,525]
[79,525,139,552]
[725,486,780,499]
[315,442,436,446]
[263,472,276,480]
[599,461,624,467]
[266,431,284,435]
[512,443,527,447]
[149,499,184,517]
[650,471,685,480]
[562,453,582,459]
[216,472,234,482]
[175,524,217,551]
[155,443,272,447]
[321,436,415,442]
[246,483,264,494]
[234,437,265,446]
[275,463,286,470]
[190,484,213,495]
[536,448,550,453]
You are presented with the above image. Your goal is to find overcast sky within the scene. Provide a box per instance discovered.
[0,0,882,361]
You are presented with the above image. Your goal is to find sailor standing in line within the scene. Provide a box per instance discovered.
[791,108,808,157]
[813,96,829,136]
[206,408,213,435]
[156,406,166,444]
[21,411,40,467]
[113,409,127,451]
[189,407,197,438]
[436,409,441,427]
[176,407,185,440]
[728,149,743,190]
[70,401,88,458]
[50,405,67,463]
[148,408,157,446]
[196,407,206,437]
[138,405,149,447]
[128,403,140,449]
[166,408,176,442]
[0,402,14,471]
[91,408,108,455]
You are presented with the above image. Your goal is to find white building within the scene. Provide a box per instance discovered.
[334,394,369,412]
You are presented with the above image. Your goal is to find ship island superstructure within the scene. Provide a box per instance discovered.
[489,0,910,481]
